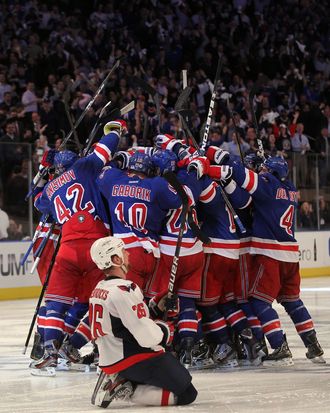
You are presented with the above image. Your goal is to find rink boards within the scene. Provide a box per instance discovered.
[0,231,329,300]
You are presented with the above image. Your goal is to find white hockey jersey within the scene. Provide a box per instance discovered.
[89,276,165,374]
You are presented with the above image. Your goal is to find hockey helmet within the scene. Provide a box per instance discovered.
[90,236,126,271]
[244,152,263,172]
[151,149,177,176]
[262,156,288,181]
[128,152,154,176]
[53,150,78,175]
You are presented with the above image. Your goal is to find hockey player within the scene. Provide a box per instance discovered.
[203,151,325,365]
[89,236,198,408]
[30,120,127,375]
[188,153,264,367]
[147,149,209,368]
[96,151,186,290]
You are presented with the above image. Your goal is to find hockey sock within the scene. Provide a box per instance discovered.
[130,385,176,406]
[281,300,315,347]
[177,297,198,342]
[198,305,230,344]
[239,301,264,341]
[69,315,92,349]
[44,301,71,349]
[250,298,284,349]
[130,383,197,406]
[36,305,47,342]
[219,301,249,334]
[64,302,89,335]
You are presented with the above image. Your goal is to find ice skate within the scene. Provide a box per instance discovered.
[29,350,57,377]
[91,371,133,408]
[305,331,326,364]
[30,332,44,361]
[262,337,294,367]
[213,342,239,368]
[240,328,266,366]
[179,337,194,369]
[58,337,82,363]
[190,340,214,370]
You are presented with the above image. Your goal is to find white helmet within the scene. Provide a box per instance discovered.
[90,236,125,271]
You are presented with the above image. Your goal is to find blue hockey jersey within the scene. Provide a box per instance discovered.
[96,167,183,257]
[159,169,212,256]
[198,180,251,259]
[34,132,120,230]
[229,161,299,262]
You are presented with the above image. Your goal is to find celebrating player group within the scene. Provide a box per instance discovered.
[24,83,325,409]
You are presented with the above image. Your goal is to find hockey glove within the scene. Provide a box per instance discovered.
[206,146,230,165]
[187,156,210,179]
[149,292,179,319]
[154,134,184,152]
[103,119,128,137]
[208,165,233,185]
[40,149,58,168]
[155,320,174,347]
[113,151,131,169]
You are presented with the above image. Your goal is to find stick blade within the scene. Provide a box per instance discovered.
[163,171,189,205]
[174,86,192,112]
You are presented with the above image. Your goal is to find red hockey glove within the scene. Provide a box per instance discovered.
[154,134,183,151]
[40,149,58,168]
[155,319,175,347]
[149,291,180,319]
[103,119,127,137]
[187,156,210,179]
[206,146,230,165]
[208,165,233,184]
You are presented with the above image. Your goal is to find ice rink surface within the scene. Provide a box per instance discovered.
[1,277,329,413]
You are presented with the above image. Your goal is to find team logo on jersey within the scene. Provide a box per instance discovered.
[118,283,137,293]
[77,214,85,223]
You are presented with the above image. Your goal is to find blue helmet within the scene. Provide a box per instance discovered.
[262,156,288,181]
[53,150,78,175]
[151,150,177,176]
[244,152,263,172]
[128,152,154,176]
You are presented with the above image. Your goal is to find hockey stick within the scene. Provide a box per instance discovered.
[226,99,244,163]
[200,58,223,155]
[30,221,56,274]
[130,76,162,133]
[187,209,210,244]
[20,214,50,267]
[162,171,189,321]
[63,80,83,153]
[248,84,265,160]
[22,233,61,355]
[28,58,121,195]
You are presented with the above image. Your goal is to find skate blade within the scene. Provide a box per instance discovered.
[69,363,91,372]
[310,355,326,364]
[262,357,294,367]
[188,359,215,371]
[56,358,71,371]
[30,366,56,377]
[215,359,239,369]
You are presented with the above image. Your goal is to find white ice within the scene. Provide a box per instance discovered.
[1,277,330,413]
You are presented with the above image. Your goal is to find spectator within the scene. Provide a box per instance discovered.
[291,123,310,187]
[7,219,23,241]
[0,73,12,104]
[316,127,330,188]
[223,130,249,160]
[298,201,315,229]
[21,82,40,119]
[0,206,9,240]
[318,196,330,229]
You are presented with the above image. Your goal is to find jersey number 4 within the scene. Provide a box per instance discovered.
[54,183,95,223]
[280,205,294,236]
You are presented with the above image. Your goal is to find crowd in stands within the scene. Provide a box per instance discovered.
[0,0,330,239]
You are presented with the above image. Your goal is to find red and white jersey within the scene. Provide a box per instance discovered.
[89,276,165,374]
